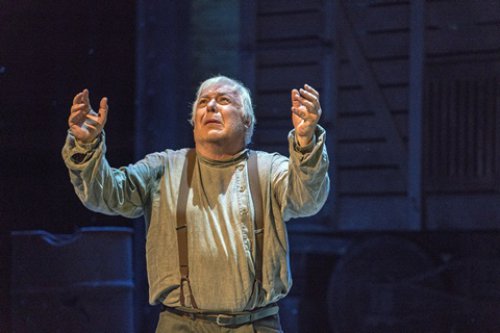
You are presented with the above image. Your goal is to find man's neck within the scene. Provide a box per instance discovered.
[195,141,246,161]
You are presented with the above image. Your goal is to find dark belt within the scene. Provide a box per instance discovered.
[160,303,279,327]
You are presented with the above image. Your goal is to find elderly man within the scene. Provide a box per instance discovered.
[62,76,329,332]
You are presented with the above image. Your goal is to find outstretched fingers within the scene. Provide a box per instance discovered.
[298,87,320,115]
[98,97,109,127]
[304,84,319,97]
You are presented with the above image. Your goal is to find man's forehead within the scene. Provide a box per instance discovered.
[199,82,239,97]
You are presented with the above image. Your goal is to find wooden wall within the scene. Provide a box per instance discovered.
[245,0,500,231]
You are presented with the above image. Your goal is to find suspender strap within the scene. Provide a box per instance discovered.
[247,150,264,284]
[176,149,198,308]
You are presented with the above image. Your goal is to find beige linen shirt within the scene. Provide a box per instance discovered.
[62,126,330,312]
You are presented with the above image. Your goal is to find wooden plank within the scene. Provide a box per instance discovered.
[257,47,322,66]
[346,2,410,33]
[337,114,410,147]
[336,196,411,230]
[336,115,386,141]
[337,142,399,167]
[427,25,500,56]
[256,91,293,118]
[342,1,500,59]
[383,86,408,111]
[257,64,322,91]
[339,59,409,87]
[258,0,322,15]
[338,86,408,114]
[358,31,410,59]
[338,89,373,114]
[427,1,500,27]
[257,88,331,120]
[257,12,322,40]
[393,112,408,140]
[338,168,406,193]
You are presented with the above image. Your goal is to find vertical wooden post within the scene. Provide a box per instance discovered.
[408,0,426,230]
[239,1,257,95]
[322,0,339,224]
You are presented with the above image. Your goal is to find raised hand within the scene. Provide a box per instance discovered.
[291,84,322,147]
[69,89,109,144]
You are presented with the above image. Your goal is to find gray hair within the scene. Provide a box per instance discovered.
[189,75,256,145]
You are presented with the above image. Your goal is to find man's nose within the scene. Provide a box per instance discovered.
[207,99,217,112]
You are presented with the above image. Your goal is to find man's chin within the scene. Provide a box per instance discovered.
[196,133,226,144]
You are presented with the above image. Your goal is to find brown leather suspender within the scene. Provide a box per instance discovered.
[176,149,197,308]
[175,149,264,308]
[247,150,264,284]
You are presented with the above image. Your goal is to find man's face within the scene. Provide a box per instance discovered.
[193,83,247,149]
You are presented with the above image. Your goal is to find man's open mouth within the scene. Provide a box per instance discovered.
[204,119,222,125]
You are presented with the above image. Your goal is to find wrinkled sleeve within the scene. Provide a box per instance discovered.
[61,131,164,218]
[272,125,330,221]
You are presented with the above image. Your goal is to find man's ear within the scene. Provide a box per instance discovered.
[243,116,251,129]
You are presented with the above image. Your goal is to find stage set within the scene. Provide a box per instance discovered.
[2,1,500,332]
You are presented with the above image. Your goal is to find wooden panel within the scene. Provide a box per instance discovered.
[257,64,322,91]
[427,25,500,56]
[427,1,500,27]
[336,115,386,141]
[426,194,500,230]
[257,47,322,66]
[338,89,373,114]
[337,142,399,167]
[338,168,406,194]
[257,0,322,14]
[256,91,292,118]
[342,0,500,59]
[339,59,409,87]
[338,86,408,115]
[346,2,410,32]
[336,196,410,230]
[426,1,500,56]
[337,1,409,176]
[393,112,408,140]
[257,12,322,41]
[383,86,408,111]
[424,74,498,191]
[253,127,291,146]
[358,31,410,59]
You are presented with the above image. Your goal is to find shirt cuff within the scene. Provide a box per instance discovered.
[289,130,317,154]
[66,131,104,164]
[73,133,102,152]
[294,134,317,154]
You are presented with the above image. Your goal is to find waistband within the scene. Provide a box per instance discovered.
[160,303,279,327]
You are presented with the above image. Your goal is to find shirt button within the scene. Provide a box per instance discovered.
[241,207,248,215]
[237,165,244,171]
[239,185,246,192]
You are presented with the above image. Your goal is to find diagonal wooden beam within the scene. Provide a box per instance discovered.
[337,0,408,177]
